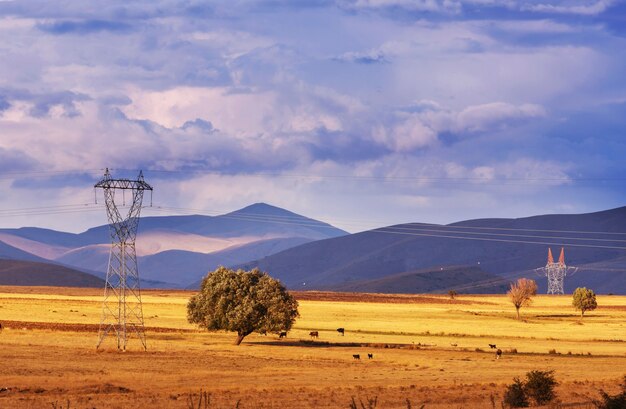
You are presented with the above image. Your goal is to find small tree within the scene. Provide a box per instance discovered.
[524,370,558,406]
[187,266,299,345]
[508,278,538,320]
[572,287,597,319]
[448,290,458,300]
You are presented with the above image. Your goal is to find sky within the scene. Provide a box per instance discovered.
[1,0,626,233]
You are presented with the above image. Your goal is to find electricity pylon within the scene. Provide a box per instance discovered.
[95,168,152,350]
[536,247,577,294]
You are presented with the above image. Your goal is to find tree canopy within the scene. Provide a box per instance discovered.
[572,287,597,318]
[508,278,537,320]
[187,266,300,345]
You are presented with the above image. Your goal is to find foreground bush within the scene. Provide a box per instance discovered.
[524,370,558,406]
[594,376,626,409]
[503,378,529,408]
[503,370,558,407]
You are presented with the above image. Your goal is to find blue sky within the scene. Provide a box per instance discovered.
[0,0,625,233]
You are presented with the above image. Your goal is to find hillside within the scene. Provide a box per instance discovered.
[0,259,104,287]
[0,203,347,287]
[322,266,509,294]
[242,206,626,294]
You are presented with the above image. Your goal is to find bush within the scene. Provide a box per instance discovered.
[524,370,558,406]
[594,375,626,409]
[503,370,558,407]
[503,378,529,408]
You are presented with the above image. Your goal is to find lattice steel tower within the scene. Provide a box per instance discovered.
[537,248,577,295]
[95,168,152,350]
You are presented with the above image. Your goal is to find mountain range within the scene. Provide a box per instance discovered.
[241,206,626,294]
[0,203,347,288]
[0,203,625,294]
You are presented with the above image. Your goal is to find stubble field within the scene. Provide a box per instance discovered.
[0,286,624,408]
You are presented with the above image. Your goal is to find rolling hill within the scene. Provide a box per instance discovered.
[0,203,347,287]
[241,206,626,294]
[0,259,104,287]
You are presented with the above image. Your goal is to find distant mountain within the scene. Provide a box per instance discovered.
[0,239,49,263]
[0,203,348,288]
[322,266,509,294]
[0,259,104,287]
[242,207,626,294]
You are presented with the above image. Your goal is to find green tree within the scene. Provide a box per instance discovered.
[448,290,458,300]
[572,287,597,319]
[187,266,299,345]
[507,278,538,320]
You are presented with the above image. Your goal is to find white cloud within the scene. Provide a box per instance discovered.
[522,0,614,15]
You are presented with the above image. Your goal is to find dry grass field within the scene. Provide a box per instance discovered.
[0,286,624,408]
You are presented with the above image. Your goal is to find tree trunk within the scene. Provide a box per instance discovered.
[234,330,252,345]
[516,306,520,320]
[581,310,584,319]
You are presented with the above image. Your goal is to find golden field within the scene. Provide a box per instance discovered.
[0,286,624,408]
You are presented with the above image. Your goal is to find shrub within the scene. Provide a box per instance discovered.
[503,370,558,407]
[594,375,626,409]
[503,378,529,408]
[524,370,558,406]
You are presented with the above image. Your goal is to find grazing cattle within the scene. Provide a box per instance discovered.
[367,353,373,359]
[352,354,360,360]
[309,331,319,339]
[450,343,458,347]
[495,349,502,359]
[489,344,497,349]
[279,331,287,339]
[337,328,345,336]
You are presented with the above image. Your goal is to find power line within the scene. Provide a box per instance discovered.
[1,201,626,251]
[3,167,626,185]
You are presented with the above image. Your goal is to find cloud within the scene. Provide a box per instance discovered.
[334,49,390,64]
[37,19,134,35]
[0,88,91,118]
[0,0,624,233]
[455,102,546,132]
[522,0,614,15]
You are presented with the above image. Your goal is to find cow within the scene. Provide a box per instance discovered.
[495,349,502,360]
[309,331,319,339]
[337,327,345,336]
[450,343,458,347]
[279,331,287,339]
[352,354,360,360]
[367,353,373,359]
[489,344,497,349]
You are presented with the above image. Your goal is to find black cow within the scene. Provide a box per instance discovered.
[352,354,360,360]
[489,344,497,349]
[309,331,319,339]
[337,327,345,336]
[367,353,373,359]
[495,349,502,359]
[279,331,287,339]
